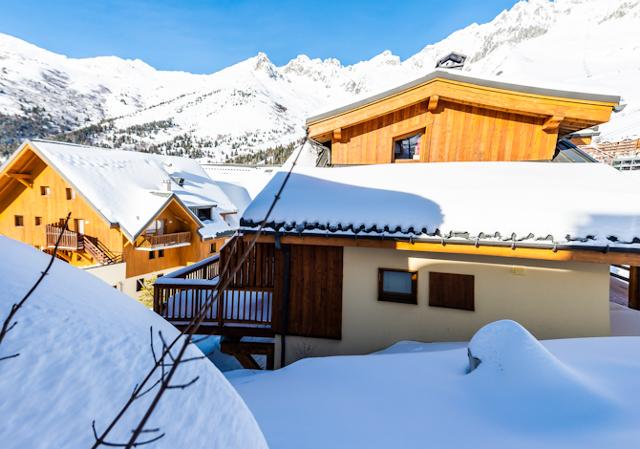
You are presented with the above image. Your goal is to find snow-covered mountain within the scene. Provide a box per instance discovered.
[1,0,639,162]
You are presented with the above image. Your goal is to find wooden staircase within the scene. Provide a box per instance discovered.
[83,236,121,265]
[46,224,121,265]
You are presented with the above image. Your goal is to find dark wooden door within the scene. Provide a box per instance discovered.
[280,244,343,340]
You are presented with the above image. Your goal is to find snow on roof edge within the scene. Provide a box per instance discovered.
[240,162,640,251]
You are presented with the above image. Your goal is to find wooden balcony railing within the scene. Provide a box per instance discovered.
[46,224,121,265]
[46,224,83,251]
[145,231,192,249]
[153,242,275,336]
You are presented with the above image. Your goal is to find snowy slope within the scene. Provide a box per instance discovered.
[230,321,640,449]
[1,0,639,161]
[0,237,267,449]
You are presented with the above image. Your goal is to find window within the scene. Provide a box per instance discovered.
[40,186,51,196]
[14,215,24,227]
[145,219,164,235]
[197,208,212,221]
[135,279,145,292]
[429,272,475,311]
[393,132,422,161]
[158,249,165,258]
[65,188,75,200]
[378,268,417,304]
[148,251,156,260]
[35,216,42,226]
[209,242,217,254]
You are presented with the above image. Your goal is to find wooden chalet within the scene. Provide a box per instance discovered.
[305,69,619,165]
[152,71,634,370]
[0,140,237,298]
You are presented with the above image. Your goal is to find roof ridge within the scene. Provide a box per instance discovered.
[29,138,117,151]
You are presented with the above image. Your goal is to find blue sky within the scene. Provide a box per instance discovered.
[0,0,517,73]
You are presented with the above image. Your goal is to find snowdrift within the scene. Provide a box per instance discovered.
[232,321,640,449]
[0,237,268,449]
[467,320,616,431]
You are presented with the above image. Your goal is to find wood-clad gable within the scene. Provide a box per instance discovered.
[0,150,124,263]
[307,76,618,165]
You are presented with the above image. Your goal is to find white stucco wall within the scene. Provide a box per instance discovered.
[280,247,610,365]
[84,263,183,301]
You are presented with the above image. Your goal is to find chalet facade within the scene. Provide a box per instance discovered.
[0,140,237,299]
[152,71,635,369]
[306,70,619,165]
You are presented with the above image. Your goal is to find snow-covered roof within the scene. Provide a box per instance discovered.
[9,140,237,240]
[201,163,277,213]
[0,237,268,449]
[241,162,640,251]
[306,69,621,125]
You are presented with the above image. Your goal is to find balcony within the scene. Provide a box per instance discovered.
[152,243,274,337]
[138,231,192,250]
[45,224,122,265]
[46,224,83,251]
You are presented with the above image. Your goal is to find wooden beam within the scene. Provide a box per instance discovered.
[629,266,640,310]
[332,128,342,142]
[427,95,439,112]
[4,171,33,188]
[542,115,564,132]
[251,234,640,266]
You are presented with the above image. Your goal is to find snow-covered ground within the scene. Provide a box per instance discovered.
[0,237,267,449]
[2,0,639,160]
[231,321,640,449]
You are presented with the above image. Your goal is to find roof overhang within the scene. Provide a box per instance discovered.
[306,70,621,138]
[245,231,640,266]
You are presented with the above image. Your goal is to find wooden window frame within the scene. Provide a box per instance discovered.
[378,268,418,304]
[158,249,165,258]
[40,186,51,196]
[428,272,475,311]
[35,216,42,226]
[210,242,217,254]
[148,251,156,260]
[65,187,75,200]
[14,215,24,227]
[391,128,425,163]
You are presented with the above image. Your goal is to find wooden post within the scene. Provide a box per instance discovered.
[279,245,291,368]
[629,266,640,310]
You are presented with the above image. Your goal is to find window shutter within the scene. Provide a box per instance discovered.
[429,272,475,311]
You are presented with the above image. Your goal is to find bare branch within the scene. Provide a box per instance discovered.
[0,213,71,361]
[0,353,20,362]
[166,376,199,390]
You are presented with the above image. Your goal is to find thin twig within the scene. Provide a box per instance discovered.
[0,212,71,360]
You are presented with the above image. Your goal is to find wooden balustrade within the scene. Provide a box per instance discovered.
[145,231,192,248]
[46,224,83,250]
[152,240,275,336]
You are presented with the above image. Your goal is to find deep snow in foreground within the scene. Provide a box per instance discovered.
[231,321,640,449]
[0,237,267,449]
